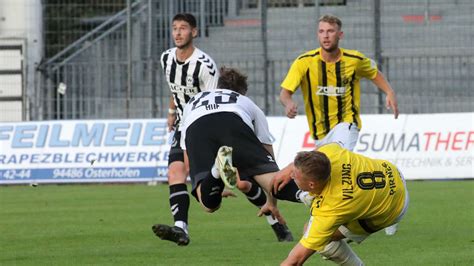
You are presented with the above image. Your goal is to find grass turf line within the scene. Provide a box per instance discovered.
[0,180,473,265]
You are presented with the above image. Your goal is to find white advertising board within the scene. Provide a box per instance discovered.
[0,119,171,184]
[1,113,472,185]
[274,113,474,180]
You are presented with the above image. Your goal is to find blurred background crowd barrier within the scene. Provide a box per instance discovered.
[0,0,472,121]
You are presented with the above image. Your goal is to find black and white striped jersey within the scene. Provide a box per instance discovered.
[160,47,219,129]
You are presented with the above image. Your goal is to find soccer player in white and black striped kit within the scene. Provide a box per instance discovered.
[152,14,293,246]
[151,13,218,246]
[178,67,306,233]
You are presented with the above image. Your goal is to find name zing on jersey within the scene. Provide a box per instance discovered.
[341,163,354,200]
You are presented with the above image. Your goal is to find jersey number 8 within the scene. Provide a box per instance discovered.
[356,171,386,190]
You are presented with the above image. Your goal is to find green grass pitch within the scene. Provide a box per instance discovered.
[1,180,473,265]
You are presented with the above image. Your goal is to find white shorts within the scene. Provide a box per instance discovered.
[315,122,359,151]
[392,169,409,224]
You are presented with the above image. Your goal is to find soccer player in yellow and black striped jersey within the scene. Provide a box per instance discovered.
[278,143,409,265]
[280,14,399,150]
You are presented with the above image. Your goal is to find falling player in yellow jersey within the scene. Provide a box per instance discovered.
[273,143,409,265]
[280,14,400,235]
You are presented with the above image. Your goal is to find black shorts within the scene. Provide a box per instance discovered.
[168,130,184,165]
[185,112,279,198]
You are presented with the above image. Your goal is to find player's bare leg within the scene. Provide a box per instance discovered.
[207,146,294,241]
[216,146,293,241]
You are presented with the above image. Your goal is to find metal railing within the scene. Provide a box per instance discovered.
[34,0,474,121]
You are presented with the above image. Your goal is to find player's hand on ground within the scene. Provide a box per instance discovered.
[285,100,298,118]
[221,189,237,198]
[272,164,294,194]
[385,92,399,119]
[257,202,286,225]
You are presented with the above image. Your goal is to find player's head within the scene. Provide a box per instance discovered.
[172,13,198,49]
[293,151,331,193]
[317,14,343,53]
[217,67,248,95]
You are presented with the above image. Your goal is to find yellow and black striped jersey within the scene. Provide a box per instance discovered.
[281,48,377,140]
[300,143,406,251]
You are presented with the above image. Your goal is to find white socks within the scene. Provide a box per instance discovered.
[320,240,364,266]
[211,164,220,179]
[265,214,279,225]
[297,190,315,207]
[174,221,189,234]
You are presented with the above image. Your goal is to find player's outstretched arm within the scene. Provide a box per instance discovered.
[371,71,399,119]
[281,242,315,266]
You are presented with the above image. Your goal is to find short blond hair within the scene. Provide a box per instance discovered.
[294,151,331,183]
[319,14,342,29]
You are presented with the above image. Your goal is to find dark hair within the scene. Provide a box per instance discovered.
[217,67,248,95]
[294,151,331,183]
[172,13,197,28]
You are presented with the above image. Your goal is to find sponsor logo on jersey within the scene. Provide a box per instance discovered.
[316,86,346,96]
[186,76,194,86]
[169,84,199,94]
[343,77,351,86]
